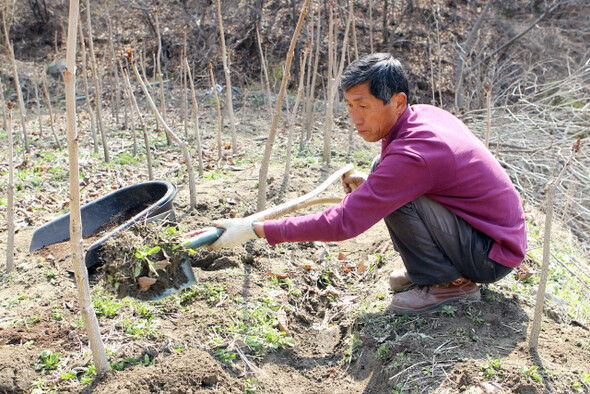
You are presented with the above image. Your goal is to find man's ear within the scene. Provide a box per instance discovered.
[391,92,407,111]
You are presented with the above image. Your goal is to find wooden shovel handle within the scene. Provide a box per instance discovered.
[249,164,353,221]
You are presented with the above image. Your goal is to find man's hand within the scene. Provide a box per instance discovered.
[208,218,259,250]
[342,170,368,193]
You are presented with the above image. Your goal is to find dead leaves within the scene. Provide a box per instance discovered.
[137,276,157,291]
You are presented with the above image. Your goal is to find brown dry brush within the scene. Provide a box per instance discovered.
[467,61,590,251]
[257,0,311,211]
[64,0,109,374]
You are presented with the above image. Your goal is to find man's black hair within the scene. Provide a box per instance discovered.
[340,53,409,104]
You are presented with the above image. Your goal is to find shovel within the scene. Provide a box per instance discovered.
[141,164,356,301]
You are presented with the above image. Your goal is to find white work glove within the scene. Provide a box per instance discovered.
[208,218,260,250]
[342,170,368,193]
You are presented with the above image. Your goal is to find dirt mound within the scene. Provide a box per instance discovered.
[0,345,39,393]
[81,348,242,393]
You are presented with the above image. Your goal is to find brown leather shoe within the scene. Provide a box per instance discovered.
[390,276,480,315]
[389,268,414,292]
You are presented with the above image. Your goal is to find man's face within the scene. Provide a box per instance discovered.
[344,82,406,142]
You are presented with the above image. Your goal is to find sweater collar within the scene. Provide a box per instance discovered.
[381,106,411,151]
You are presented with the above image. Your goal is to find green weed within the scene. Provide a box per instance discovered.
[479,355,505,380]
[520,365,543,383]
[37,349,61,371]
[441,305,457,316]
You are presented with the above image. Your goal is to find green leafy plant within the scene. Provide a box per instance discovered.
[479,355,505,380]
[37,349,61,371]
[520,365,542,383]
[441,305,457,316]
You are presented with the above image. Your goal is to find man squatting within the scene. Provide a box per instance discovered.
[197,53,527,315]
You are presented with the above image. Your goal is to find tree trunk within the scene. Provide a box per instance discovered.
[257,0,310,211]
[256,24,273,117]
[64,0,109,375]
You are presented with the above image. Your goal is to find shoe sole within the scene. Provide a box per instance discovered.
[390,290,481,316]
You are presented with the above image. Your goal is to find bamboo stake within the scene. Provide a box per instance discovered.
[209,64,223,165]
[41,75,62,150]
[215,0,238,155]
[529,138,581,350]
[122,67,153,180]
[185,57,204,177]
[256,24,273,116]
[257,0,310,211]
[64,0,109,374]
[6,102,15,273]
[84,0,110,162]
[129,51,197,209]
[2,15,29,153]
[283,42,310,188]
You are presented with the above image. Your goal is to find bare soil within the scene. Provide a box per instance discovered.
[1,0,589,392]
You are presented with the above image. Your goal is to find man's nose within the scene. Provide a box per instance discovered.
[350,110,363,126]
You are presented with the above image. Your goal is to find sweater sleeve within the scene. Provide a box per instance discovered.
[264,151,433,245]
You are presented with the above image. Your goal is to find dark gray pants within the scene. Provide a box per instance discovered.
[371,158,512,285]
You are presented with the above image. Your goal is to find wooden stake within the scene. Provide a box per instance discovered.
[529,138,581,350]
[130,51,197,209]
[257,0,310,211]
[3,14,29,153]
[64,0,109,374]
[185,57,204,177]
[283,42,310,187]
[122,67,153,180]
[256,24,273,117]
[6,102,15,273]
[208,64,223,165]
[216,0,238,155]
[84,0,110,162]
[41,74,62,150]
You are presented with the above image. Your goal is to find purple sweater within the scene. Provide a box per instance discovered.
[264,105,527,268]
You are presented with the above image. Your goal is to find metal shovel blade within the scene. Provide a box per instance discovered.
[138,227,223,301]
